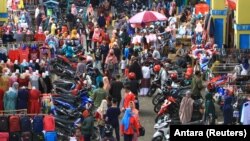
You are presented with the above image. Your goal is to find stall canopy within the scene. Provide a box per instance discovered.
[195,3,210,15]
[226,0,237,10]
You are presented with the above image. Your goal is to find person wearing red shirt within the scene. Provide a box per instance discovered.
[75,128,84,141]
[122,85,135,111]
[28,88,41,114]
[120,108,139,141]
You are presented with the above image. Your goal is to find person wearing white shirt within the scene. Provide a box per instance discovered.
[35,6,40,19]
[152,47,161,60]
[140,62,151,96]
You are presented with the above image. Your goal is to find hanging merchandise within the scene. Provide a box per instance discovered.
[195,3,209,15]
[240,101,250,125]
[9,132,21,141]
[9,115,21,132]
[45,131,57,141]
[0,116,9,132]
[0,132,9,141]
[20,116,32,132]
[17,87,29,110]
[33,115,44,133]
[43,115,55,132]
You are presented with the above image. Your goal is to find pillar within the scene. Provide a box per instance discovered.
[210,0,227,48]
[0,0,8,23]
[234,0,250,49]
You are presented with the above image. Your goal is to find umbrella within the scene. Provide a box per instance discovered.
[195,3,209,15]
[128,11,167,24]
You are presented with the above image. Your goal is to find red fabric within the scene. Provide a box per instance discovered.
[123,92,135,109]
[0,132,9,141]
[34,33,46,41]
[17,76,30,87]
[120,116,139,135]
[8,50,19,62]
[28,89,41,114]
[18,47,30,62]
[43,115,55,131]
[29,49,40,61]
[0,89,4,112]
[227,0,236,10]
[195,3,209,15]
[9,115,21,132]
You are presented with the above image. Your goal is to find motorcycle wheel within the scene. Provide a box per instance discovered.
[147,87,156,97]
[152,136,163,141]
[154,102,162,113]
[152,93,163,105]
[91,127,101,141]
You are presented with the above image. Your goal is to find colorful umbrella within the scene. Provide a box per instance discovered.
[128,11,167,24]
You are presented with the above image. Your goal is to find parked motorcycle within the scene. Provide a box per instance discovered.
[152,115,171,141]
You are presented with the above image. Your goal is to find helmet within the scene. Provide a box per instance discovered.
[154,65,161,72]
[104,124,113,136]
[128,72,136,80]
[170,73,177,80]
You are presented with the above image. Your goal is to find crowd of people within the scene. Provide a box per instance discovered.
[1,0,250,141]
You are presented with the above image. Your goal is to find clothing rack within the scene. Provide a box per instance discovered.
[0,109,27,113]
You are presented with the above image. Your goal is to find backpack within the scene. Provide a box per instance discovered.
[43,115,55,132]
[9,132,21,141]
[32,132,45,141]
[9,115,21,132]
[0,132,9,141]
[45,131,57,141]
[20,116,32,132]
[33,115,44,133]
[0,116,9,132]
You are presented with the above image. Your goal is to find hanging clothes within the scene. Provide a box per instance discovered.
[43,76,53,93]
[30,74,40,89]
[223,96,234,124]
[39,77,47,94]
[9,74,17,87]
[8,49,19,63]
[18,46,30,63]
[240,101,250,125]
[29,47,39,61]
[28,89,41,114]
[3,83,18,114]
[0,88,4,112]
[17,88,29,110]
[17,76,29,87]
[0,75,10,92]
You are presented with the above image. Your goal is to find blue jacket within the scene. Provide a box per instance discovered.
[62,45,74,58]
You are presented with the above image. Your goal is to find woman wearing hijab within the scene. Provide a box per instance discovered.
[95,99,108,138]
[3,82,19,114]
[129,101,140,141]
[105,49,118,77]
[103,76,110,93]
[223,95,234,125]
[240,58,249,76]
[204,87,216,125]
[121,108,139,141]
[179,90,194,124]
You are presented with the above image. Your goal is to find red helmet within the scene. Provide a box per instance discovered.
[128,72,136,80]
[154,65,161,72]
[170,73,177,80]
